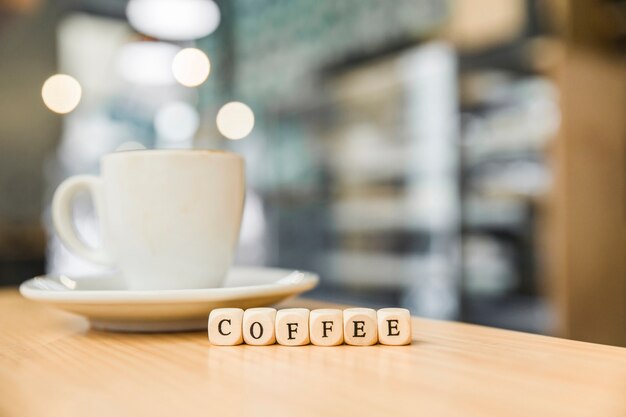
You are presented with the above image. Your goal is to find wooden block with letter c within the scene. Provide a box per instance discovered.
[208,308,244,346]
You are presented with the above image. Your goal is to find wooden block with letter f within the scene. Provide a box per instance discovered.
[275,308,310,346]
[309,309,343,346]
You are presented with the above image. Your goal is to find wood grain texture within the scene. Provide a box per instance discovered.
[1,289,625,417]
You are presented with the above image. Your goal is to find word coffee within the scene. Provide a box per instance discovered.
[208,307,411,346]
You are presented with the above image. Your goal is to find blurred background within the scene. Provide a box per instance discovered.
[0,0,624,346]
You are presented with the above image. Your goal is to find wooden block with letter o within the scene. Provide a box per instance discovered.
[343,308,378,346]
[377,308,412,346]
[309,309,343,346]
[275,308,310,346]
[208,308,244,346]
[243,307,277,345]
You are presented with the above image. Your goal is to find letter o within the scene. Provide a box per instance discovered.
[250,321,264,339]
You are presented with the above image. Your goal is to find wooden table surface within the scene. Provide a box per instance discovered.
[1,289,625,417]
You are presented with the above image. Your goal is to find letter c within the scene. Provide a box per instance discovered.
[218,318,232,336]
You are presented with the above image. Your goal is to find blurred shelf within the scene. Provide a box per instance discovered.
[463,137,549,166]
[462,294,554,335]
[306,285,404,310]
[457,38,566,76]
[326,144,409,185]
[463,234,517,295]
[331,196,429,233]
[463,197,529,230]
[257,187,323,204]
[331,191,459,233]
[320,251,428,289]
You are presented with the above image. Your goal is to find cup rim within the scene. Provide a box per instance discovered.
[103,149,242,160]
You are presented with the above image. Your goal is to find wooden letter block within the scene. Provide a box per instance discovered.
[208,308,244,346]
[275,308,310,346]
[377,308,412,346]
[243,307,276,345]
[309,309,343,346]
[343,308,378,346]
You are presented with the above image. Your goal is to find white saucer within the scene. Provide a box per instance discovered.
[20,267,318,332]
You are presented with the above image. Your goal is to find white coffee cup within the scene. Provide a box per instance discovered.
[52,149,245,290]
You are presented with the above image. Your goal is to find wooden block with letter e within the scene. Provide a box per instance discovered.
[275,308,310,346]
[309,309,343,346]
[343,308,378,346]
[377,308,412,345]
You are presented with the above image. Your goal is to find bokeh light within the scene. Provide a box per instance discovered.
[171,48,211,87]
[41,74,82,114]
[216,101,255,140]
[154,101,200,143]
[126,0,220,41]
[116,41,180,85]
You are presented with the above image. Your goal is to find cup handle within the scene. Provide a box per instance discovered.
[52,175,115,266]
